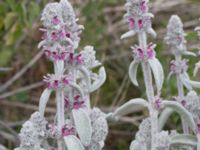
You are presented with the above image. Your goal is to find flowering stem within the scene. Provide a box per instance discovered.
[139,32,158,150]
[176,56,189,133]
[54,61,65,150]
[56,90,65,150]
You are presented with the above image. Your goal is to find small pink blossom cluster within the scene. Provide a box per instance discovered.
[65,95,86,110]
[124,0,153,32]
[48,124,75,138]
[165,15,186,47]
[153,96,163,110]
[43,74,72,90]
[170,59,188,74]
[131,43,156,61]
[173,96,187,107]
[44,49,84,65]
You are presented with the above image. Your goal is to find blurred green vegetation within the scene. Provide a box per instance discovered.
[0,0,200,149]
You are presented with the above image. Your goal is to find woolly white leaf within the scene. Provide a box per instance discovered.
[70,83,84,97]
[179,73,193,91]
[147,27,157,38]
[170,134,197,147]
[64,135,84,150]
[162,101,196,132]
[143,13,154,18]
[197,134,200,150]
[121,30,136,39]
[38,40,47,49]
[193,62,200,76]
[113,98,148,117]
[72,109,92,146]
[129,60,139,86]
[130,140,147,150]
[158,108,174,131]
[181,72,200,89]
[148,58,164,93]
[183,51,196,57]
[39,89,52,116]
[79,66,91,91]
[90,67,106,93]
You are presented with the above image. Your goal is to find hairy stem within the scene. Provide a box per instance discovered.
[138,32,158,150]
[54,61,65,150]
[176,56,189,134]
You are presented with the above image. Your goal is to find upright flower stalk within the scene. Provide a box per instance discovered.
[165,15,200,135]
[110,1,200,150]
[15,0,108,150]
[122,0,163,149]
[114,0,164,149]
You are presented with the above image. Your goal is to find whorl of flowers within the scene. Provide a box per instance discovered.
[43,74,72,90]
[169,59,188,75]
[15,112,47,150]
[131,42,156,61]
[121,0,156,38]
[165,15,187,53]
[39,0,83,54]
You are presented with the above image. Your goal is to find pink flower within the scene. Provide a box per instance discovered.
[138,19,143,29]
[62,126,75,137]
[52,16,60,25]
[154,97,162,110]
[196,123,200,134]
[43,74,72,90]
[129,18,135,29]
[73,95,85,109]
[140,1,147,12]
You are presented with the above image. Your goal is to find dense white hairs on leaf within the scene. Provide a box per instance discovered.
[194,61,200,76]
[59,0,76,25]
[148,58,164,93]
[81,46,101,69]
[165,15,186,47]
[91,117,108,143]
[72,109,92,146]
[170,134,197,147]
[86,141,102,150]
[162,101,196,132]
[129,60,139,86]
[130,140,147,150]
[16,121,42,150]
[89,67,106,92]
[41,2,63,28]
[113,98,148,117]
[64,135,84,150]
[135,117,151,144]
[39,89,52,117]
[185,91,200,122]
[156,131,170,150]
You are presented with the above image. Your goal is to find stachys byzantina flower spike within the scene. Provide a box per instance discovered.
[165,15,195,57]
[121,0,156,39]
[16,0,107,150]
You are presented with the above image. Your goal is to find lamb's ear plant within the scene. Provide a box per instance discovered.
[109,0,200,150]
[15,0,108,150]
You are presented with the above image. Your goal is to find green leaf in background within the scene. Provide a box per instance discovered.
[15,3,27,25]
[4,12,17,30]
[5,0,15,11]
[4,23,22,46]
[0,17,4,30]
[28,2,40,25]
[186,31,199,41]
[12,91,29,103]
[0,48,12,66]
